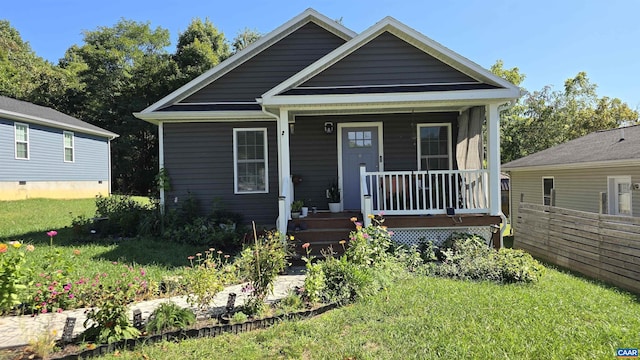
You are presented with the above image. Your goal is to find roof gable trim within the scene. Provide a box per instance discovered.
[140,9,355,114]
[0,109,118,139]
[262,16,520,101]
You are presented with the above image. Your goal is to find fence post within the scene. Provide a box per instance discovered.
[599,192,607,214]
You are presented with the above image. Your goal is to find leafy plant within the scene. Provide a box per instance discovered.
[327,180,340,203]
[184,248,237,310]
[291,200,304,212]
[321,256,375,305]
[146,302,195,333]
[237,226,288,314]
[0,241,31,314]
[82,286,141,344]
[494,248,545,283]
[231,311,249,323]
[93,195,154,237]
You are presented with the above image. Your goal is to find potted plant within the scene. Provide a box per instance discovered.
[291,200,304,218]
[327,181,341,213]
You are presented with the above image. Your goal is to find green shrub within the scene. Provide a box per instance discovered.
[424,233,545,284]
[302,261,326,304]
[494,248,545,283]
[93,195,155,237]
[321,256,375,305]
[344,216,393,267]
[231,311,249,323]
[145,302,195,333]
[276,291,304,313]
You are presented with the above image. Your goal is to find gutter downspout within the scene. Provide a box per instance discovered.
[158,122,165,214]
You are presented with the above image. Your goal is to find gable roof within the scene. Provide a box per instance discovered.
[137,8,355,117]
[0,96,118,139]
[261,16,520,106]
[502,125,640,170]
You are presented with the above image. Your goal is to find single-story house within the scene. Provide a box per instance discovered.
[0,96,118,200]
[503,125,640,226]
[134,8,520,247]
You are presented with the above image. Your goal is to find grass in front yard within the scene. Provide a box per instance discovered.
[0,198,96,239]
[104,269,640,360]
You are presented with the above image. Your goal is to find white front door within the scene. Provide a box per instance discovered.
[609,176,632,215]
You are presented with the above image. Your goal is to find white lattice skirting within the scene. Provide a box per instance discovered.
[390,227,492,247]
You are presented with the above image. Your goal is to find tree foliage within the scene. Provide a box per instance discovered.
[492,61,639,163]
[174,18,230,83]
[231,28,262,53]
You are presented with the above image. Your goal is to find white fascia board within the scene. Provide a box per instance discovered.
[140,9,355,114]
[503,159,640,172]
[263,17,521,100]
[133,111,272,125]
[262,88,520,107]
[0,109,118,139]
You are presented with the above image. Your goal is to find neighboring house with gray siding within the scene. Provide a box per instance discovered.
[0,96,118,200]
[135,9,520,246]
[503,125,640,227]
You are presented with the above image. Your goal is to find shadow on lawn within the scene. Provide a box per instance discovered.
[5,226,207,269]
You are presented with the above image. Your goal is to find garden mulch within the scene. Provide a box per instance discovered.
[0,267,305,350]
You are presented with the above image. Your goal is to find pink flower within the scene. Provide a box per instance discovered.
[41,308,48,314]
[69,294,74,299]
[57,308,63,313]
[363,233,369,239]
[388,231,395,236]
[355,222,362,227]
[301,243,310,249]
[46,230,57,237]
[140,269,146,276]
[26,244,35,252]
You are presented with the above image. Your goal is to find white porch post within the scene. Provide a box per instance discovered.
[277,108,291,234]
[486,103,501,216]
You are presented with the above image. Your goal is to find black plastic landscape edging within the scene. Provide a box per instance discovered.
[50,303,338,359]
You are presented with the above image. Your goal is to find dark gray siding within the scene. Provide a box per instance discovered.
[163,122,279,226]
[0,118,110,181]
[301,31,478,87]
[180,23,346,104]
[290,112,458,209]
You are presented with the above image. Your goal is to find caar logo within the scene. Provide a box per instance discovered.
[617,348,639,358]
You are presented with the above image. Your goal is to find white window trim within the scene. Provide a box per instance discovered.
[607,175,632,216]
[233,128,269,194]
[63,131,74,163]
[416,123,452,170]
[14,122,29,160]
[542,176,554,206]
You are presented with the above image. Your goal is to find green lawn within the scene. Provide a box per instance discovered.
[0,198,204,311]
[104,269,640,359]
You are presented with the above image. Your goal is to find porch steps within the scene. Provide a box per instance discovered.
[288,212,358,260]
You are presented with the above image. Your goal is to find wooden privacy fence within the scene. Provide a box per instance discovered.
[516,202,640,294]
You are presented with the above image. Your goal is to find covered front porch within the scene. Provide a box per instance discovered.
[272,105,506,246]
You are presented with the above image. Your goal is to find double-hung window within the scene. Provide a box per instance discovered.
[15,123,29,159]
[608,176,632,215]
[233,128,268,194]
[417,124,452,170]
[63,131,74,162]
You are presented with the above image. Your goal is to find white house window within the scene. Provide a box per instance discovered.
[417,124,451,170]
[608,176,632,215]
[15,123,29,159]
[63,131,74,162]
[233,128,268,194]
[542,177,554,206]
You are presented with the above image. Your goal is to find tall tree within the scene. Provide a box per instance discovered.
[66,19,176,194]
[491,61,639,163]
[231,28,261,53]
[174,18,229,83]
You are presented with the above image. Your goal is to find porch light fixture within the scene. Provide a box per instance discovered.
[324,121,334,134]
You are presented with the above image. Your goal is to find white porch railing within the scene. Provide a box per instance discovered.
[359,166,489,216]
